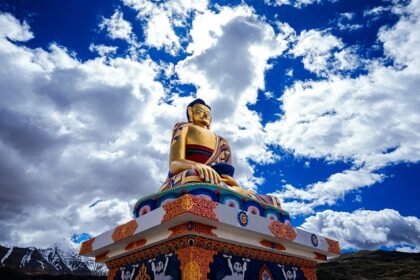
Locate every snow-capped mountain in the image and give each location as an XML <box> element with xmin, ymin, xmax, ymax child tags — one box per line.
<box><xmin>0</xmin><ymin>240</ymin><xmax>107</xmax><ymax>276</ymax></box>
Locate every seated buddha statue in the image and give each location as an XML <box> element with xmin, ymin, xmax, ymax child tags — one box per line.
<box><xmin>159</xmin><ymin>99</ymin><xmax>254</xmax><ymax>196</ymax></box>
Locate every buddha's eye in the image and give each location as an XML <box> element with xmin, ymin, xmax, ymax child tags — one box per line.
<box><xmin>194</xmin><ymin>108</ymin><xmax>211</xmax><ymax>117</ymax></box>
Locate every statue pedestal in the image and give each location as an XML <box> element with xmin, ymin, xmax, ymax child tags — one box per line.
<box><xmin>80</xmin><ymin>184</ymin><xmax>340</xmax><ymax>280</ymax></box>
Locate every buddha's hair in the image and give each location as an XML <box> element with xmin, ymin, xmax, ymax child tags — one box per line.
<box><xmin>186</xmin><ymin>98</ymin><xmax>211</xmax><ymax>121</ymax></box>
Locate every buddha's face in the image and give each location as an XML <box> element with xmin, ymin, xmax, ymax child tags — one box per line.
<box><xmin>188</xmin><ymin>103</ymin><xmax>212</xmax><ymax>128</ymax></box>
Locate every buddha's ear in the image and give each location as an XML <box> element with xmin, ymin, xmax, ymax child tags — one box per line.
<box><xmin>187</xmin><ymin>106</ymin><xmax>193</xmax><ymax>123</ymax></box>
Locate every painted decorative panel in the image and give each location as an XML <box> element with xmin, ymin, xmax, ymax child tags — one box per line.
<box><xmin>208</xmin><ymin>253</ymin><xmax>310</xmax><ymax>280</ymax></box>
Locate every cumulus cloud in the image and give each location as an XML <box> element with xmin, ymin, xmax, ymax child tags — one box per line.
<box><xmin>123</xmin><ymin>0</ymin><xmax>208</xmax><ymax>54</ymax></box>
<box><xmin>89</xmin><ymin>43</ymin><xmax>118</xmax><ymax>56</ymax></box>
<box><xmin>290</xmin><ymin>29</ymin><xmax>361</xmax><ymax>76</ymax></box>
<box><xmin>264</xmin><ymin>0</ymin><xmax>338</xmax><ymax>9</ymax></box>
<box><xmin>0</xmin><ymin>12</ymin><xmax>33</xmax><ymax>41</ymax></box>
<box><xmin>300</xmin><ymin>209</ymin><xmax>420</xmax><ymax>252</ymax></box>
<box><xmin>178</xmin><ymin>6</ymin><xmax>279</xmax><ymax>110</ymax></box>
<box><xmin>99</xmin><ymin>10</ymin><xmax>133</xmax><ymax>41</ymax></box>
<box><xmin>176</xmin><ymin>5</ymin><xmax>288</xmax><ymax>188</ymax></box>
<box><xmin>271</xmin><ymin>169</ymin><xmax>384</xmax><ymax>216</ymax></box>
<box><xmin>98</xmin><ymin>10</ymin><xmax>140</xmax><ymax>58</ymax></box>
<box><xmin>266</xmin><ymin>0</ymin><xmax>420</xmax><ymax>215</ymax></box>
<box><xmin>0</xmin><ymin>12</ymin><xmax>180</xmax><ymax>247</ymax></box>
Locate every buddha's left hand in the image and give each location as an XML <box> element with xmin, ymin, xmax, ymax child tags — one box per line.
<box><xmin>221</xmin><ymin>175</ymin><xmax>254</xmax><ymax>195</ymax></box>
<box><xmin>220</xmin><ymin>174</ymin><xmax>239</xmax><ymax>187</ymax></box>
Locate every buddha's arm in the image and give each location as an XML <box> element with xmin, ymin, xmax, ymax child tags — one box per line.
<box><xmin>169</xmin><ymin>125</ymin><xmax>221</xmax><ymax>184</ymax></box>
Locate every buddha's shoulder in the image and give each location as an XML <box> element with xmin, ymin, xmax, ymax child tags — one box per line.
<box><xmin>172</xmin><ymin>122</ymin><xmax>190</xmax><ymax>131</ymax></box>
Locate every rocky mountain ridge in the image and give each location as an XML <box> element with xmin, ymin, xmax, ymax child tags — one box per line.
<box><xmin>0</xmin><ymin>241</ymin><xmax>107</xmax><ymax>277</ymax></box>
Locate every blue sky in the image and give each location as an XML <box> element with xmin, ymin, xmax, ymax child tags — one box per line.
<box><xmin>0</xmin><ymin>0</ymin><xmax>419</xmax><ymax>253</ymax></box>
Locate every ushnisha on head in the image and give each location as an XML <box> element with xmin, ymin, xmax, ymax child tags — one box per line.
<box><xmin>186</xmin><ymin>98</ymin><xmax>212</xmax><ymax>129</ymax></box>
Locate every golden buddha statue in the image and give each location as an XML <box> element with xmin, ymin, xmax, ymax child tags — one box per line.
<box><xmin>160</xmin><ymin>99</ymin><xmax>253</xmax><ymax>195</ymax></box>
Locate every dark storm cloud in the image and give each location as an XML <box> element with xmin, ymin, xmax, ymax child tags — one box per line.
<box><xmin>194</xmin><ymin>17</ymin><xmax>261</xmax><ymax>93</ymax></box>
<box><xmin>0</xmin><ymin>150</ymin><xmax>28</xmax><ymax>219</ymax></box>
<box><xmin>0</xmin><ymin>108</ymin><xmax>67</xmax><ymax>156</ymax></box>
<box><xmin>39</xmin><ymin>68</ymin><xmax>140</xmax><ymax>130</ymax></box>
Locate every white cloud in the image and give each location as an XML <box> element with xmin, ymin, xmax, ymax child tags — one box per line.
<box><xmin>75</xmin><ymin>199</ymin><xmax>133</xmax><ymax>236</ymax></box>
<box><xmin>364</xmin><ymin>6</ymin><xmax>391</xmax><ymax>17</ymax></box>
<box><xmin>144</xmin><ymin>10</ymin><xmax>181</xmax><ymax>53</ymax></box>
<box><xmin>271</xmin><ymin>168</ymin><xmax>383</xmax><ymax>215</ymax></box>
<box><xmin>89</xmin><ymin>44</ymin><xmax>118</xmax><ymax>56</ymax></box>
<box><xmin>290</xmin><ymin>29</ymin><xmax>361</xmax><ymax>76</ymax></box>
<box><xmin>396</xmin><ymin>246</ymin><xmax>420</xmax><ymax>253</ymax></box>
<box><xmin>0</xmin><ymin>12</ymin><xmax>183</xmax><ymax>247</ymax></box>
<box><xmin>0</xmin><ymin>13</ymin><xmax>33</xmax><ymax>42</ymax></box>
<box><xmin>99</xmin><ymin>10</ymin><xmax>133</xmax><ymax>41</ymax></box>
<box><xmin>292</xmin><ymin>29</ymin><xmax>342</xmax><ymax>56</ymax></box>
<box><xmin>123</xmin><ymin>0</ymin><xmax>208</xmax><ymax>54</ymax></box>
<box><xmin>337</xmin><ymin>23</ymin><xmax>363</xmax><ymax>31</ymax></box>
<box><xmin>177</xmin><ymin>6</ymin><xmax>287</xmax><ymax>115</ymax></box>
<box><xmin>300</xmin><ymin>209</ymin><xmax>420</xmax><ymax>251</ymax></box>
<box><xmin>185</xmin><ymin>5</ymin><xmax>251</xmax><ymax>56</ymax></box>
<box><xmin>264</xmin><ymin>0</ymin><xmax>338</xmax><ymax>9</ymax></box>
<box><xmin>285</xmin><ymin>68</ymin><xmax>294</xmax><ymax>77</ymax></box>
<box><xmin>340</xmin><ymin>12</ymin><xmax>354</xmax><ymax>21</ymax></box>
<box><xmin>335</xmin><ymin>12</ymin><xmax>363</xmax><ymax>31</ymax></box>
<box><xmin>363</xmin><ymin>2</ymin><xmax>407</xmax><ymax>22</ymax></box>
<box><xmin>265</xmin><ymin>0</ymin><xmax>420</xmax><ymax>215</ymax></box>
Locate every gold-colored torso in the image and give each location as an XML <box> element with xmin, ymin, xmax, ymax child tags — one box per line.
<box><xmin>185</xmin><ymin>124</ymin><xmax>217</xmax><ymax>149</ymax></box>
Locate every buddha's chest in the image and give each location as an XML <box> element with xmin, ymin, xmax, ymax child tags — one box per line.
<box><xmin>186</xmin><ymin>125</ymin><xmax>217</xmax><ymax>148</ymax></box>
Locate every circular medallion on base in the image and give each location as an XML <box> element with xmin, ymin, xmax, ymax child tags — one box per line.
<box><xmin>237</xmin><ymin>211</ymin><xmax>248</xmax><ymax>227</ymax></box>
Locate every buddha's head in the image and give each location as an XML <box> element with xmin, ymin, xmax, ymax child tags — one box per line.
<box><xmin>186</xmin><ymin>98</ymin><xmax>212</xmax><ymax>129</ymax></box>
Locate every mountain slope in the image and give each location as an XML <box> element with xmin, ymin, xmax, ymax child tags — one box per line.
<box><xmin>316</xmin><ymin>250</ymin><xmax>420</xmax><ymax>280</ymax></box>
